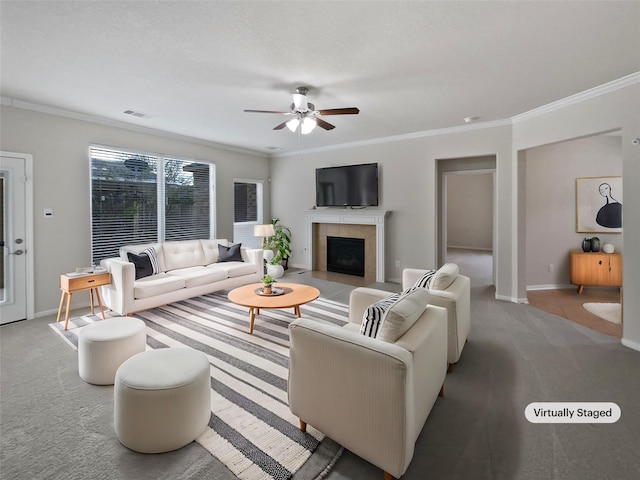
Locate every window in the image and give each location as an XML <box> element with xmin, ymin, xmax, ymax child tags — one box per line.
<box><xmin>90</xmin><ymin>146</ymin><xmax>215</xmax><ymax>262</ymax></box>
<box><xmin>233</xmin><ymin>179</ymin><xmax>264</xmax><ymax>248</ymax></box>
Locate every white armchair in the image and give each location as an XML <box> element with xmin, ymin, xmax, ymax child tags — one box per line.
<box><xmin>288</xmin><ymin>287</ymin><xmax>448</xmax><ymax>480</ymax></box>
<box><xmin>403</xmin><ymin>265</ymin><xmax>471</xmax><ymax>372</ymax></box>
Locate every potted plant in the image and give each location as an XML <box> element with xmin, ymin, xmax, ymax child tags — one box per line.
<box><xmin>267</xmin><ymin>217</ymin><xmax>292</xmax><ymax>270</ymax></box>
<box><xmin>261</xmin><ymin>275</ymin><xmax>276</xmax><ymax>294</ymax></box>
<box><xmin>266</xmin><ymin>251</ymin><xmax>285</xmax><ymax>279</ymax></box>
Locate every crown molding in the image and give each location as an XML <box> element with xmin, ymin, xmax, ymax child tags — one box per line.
<box><xmin>271</xmin><ymin>118</ymin><xmax>513</xmax><ymax>158</ymax></box>
<box><xmin>511</xmin><ymin>71</ymin><xmax>640</xmax><ymax>123</ymax></box>
<box><xmin>0</xmin><ymin>97</ymin><xmax>267</xmax><ymax>158</ymax></box>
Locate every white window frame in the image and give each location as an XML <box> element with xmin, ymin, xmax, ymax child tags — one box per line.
<box><xmin>89</xmin><ymin>144</ymin><xmax>216</xmax><ymax>262</ymax></box>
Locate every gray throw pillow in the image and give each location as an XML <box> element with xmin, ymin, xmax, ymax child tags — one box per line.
<box><xmin>218</xmin><ymin>243</ymin><xmax>243</xmax><ymax>262</ymax></box>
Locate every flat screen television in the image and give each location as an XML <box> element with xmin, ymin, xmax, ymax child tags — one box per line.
<box><xmin>315</xmin><ymin>163</ymin><xmax>378</xmax><ymax>207</ymax></box>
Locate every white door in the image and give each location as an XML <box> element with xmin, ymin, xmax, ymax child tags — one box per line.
<box><xmin>0</xmin><ymin>154</ymin><xmax>29</xmax><ymax>324</ymax></box>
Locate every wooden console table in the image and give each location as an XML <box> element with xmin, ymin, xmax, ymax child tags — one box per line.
<box><xmin>570</xmin><ymin>250</ymin><xmax>622</xmax><ymax>294</ymax></box>
<box><xmin>56</xmin><ymin>272</ymin><xmax>111</xmax><ymax>330</ymax></box>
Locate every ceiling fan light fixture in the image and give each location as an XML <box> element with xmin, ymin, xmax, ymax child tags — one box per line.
<box><xmin>301</xmin><ymin>117</ymin><xmax>317</xmax><ymax>134</ymax></box>
<box><xmin>286</xmin><ymin>118</ymin><xmax>300</xmax><ymax>132</ymax></box>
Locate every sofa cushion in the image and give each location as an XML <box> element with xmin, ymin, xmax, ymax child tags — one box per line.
<box><xmin>127</xmin><ymin>251</ymin><xmax>153</xmax><ymax>280</ymax></box>
<box><xmin>218</xmin><ymin>243</ymin><xmax>243</xmax><ymax>262</ymax></box>
<box><xmin>200</xmin><ymin>239</ymin><xmax>227</xmax><ymax>265</ymax></box>
<box><xmin>133</xmin><ymin>273</ymin><xmax>186</xmax><ymax>299</ymax></box>
<box><xmin>360</xmin><ymin>292</ymin><xmax>401</xmax><ymax>338</ymax></box>
<box><xmin>377</xmin><ymin>287</ymin><xmax>430</xmax><ymax>343</ymax></box>
<box><xmin>162</xmin><ymin>240</ymin><xmax>206</xmax><ymax>271</ymax></box>
<box><xmin>208</xmin><ymin>261</ymin><xmax>257</xmax><ymax>278</ymax></box>
<box><xmin>431</xmin><ymin>263</ymin><xmax>459</xmax><ymax>290</ymax></box>
<box><xmin>413</xmin><ymin>269</ymin><xmax>436</xmax><ymax>289</ymax></box>
<box><xmin>166</xmin><ymin>266</ymin><xmax>229</xmax><ymax>288</ymax></box>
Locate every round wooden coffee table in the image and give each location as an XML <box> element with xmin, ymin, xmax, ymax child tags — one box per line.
<box><xmin>227</xmin><ymin>283</ymin><xmax>320</xmax><ymax>334</ymax></box>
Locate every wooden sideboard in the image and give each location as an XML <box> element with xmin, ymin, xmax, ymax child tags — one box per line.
<box><xmin>570</xmin><ymin>250</ymin><xmax>622</xmax><ymax>294</ymax></box>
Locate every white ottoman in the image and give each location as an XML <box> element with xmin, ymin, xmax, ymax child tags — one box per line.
<box><xmin>114</xmin><ymin>348</ymin><xmax>211</xmax><ymax>454</ymax></box>
<box><xmin>78</xmin><ymin>317</ymin><xmax>146</xmax><ymax>385</ymax></box>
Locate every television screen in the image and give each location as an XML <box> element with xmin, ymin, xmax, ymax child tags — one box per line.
<box><xmin>315</xmin><ymin>163</ymin><xmax>378</xmax><ymax>207</ymax></box>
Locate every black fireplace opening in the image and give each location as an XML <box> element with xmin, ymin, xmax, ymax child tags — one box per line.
<box><xmin>327</xmin><ymin>236</ymin><xmax>365</xmax><ymax>277</ymax></box>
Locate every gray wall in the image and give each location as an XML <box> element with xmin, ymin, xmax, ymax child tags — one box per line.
<box><xmin>1</xmin><ymin>81</ymin><xmax>639</xmax><ymax>350</ymax></box>
<box><xmin>0</xmin><ymin>105</ymin><xmax>270</xmax><ymax>315</ymax></box>
<box><xmin>512</xmin><ymin>83</ymin><xmax>639</xmax><ymax>350</ymax></box>
<box><xmin>525</xmin><ymin>134</ymin><xmax>622</xmax><ymax>289</ymax></box>
<box><xmin>271</xmin><ymin>82</ymin><xmax>639</xmax><ymax>349</ymax></box>
<box><xmin>446</xmin><ymin>172</ymin><xmax>493</xmax><ymax>250</ymax></box>
<box><xmin>270</xmin><ymin>126</ymin><xmax>513</xmax><ymax>287</ymax></box>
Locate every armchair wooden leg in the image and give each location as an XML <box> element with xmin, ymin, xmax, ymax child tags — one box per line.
<box><xmin>448</xmin><ymin>362</ymin><xmax>455</xmax><ymax>373</ymax></box>
<box><xmin>383</xmin><ymin>471</ymin><xmax>395</xmax><ymax>480</ymax></box>
<box><xmin>299</xmin><ymin>419</ymin><xmax>307</xmax><ymax>432</ymax></box>
<box><xmin>439</xmin><ymin>384</ymin><xmax>444</xmax><ymax>397</ymax></box>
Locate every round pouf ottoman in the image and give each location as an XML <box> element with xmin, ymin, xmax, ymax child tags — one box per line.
<box><xmin>78</xmin><ymin>317</ymin><xmax>146</xmax><ymax>385</ymax></box>
<box><xmin>114</xmin><ymin>348</ymin><xmax>211</xmax><ymax>454</ymax></box>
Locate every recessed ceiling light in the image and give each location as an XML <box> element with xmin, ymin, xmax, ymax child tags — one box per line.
<box><xmin>464</xmin><ymin>116</ymin><xmax>480</xmax><ymax>123</ymax></box>
<box><xmin>265</xmin><ymin>146</ymin><xmax>283</xmax><ymax>151</ymax></box>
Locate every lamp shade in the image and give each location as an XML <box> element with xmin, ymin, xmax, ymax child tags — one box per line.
<box><xmin>301</xmin><ymin>117</ymin><xmax>317</xmax><ymax>134</ymax></box>
<box><xmin>254</xmin><ymin>224</ymin><xmax>275</xmax><ymax>237</ymax></box>
<box><xmin>286</xmin><ymin>118</ymin><xmax>300</xmax><ymax>132</ymax></box>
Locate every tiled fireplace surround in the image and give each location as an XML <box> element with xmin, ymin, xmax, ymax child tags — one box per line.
<box><xmin>304</xmin><ymin>209</ymin><xmax>389</xmax><ymax>283</ymax></box>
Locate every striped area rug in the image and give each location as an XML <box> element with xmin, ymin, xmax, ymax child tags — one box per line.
<box><xmin>48</xmin><ymin>292</ymin><xmax>349</xmax><ymax>480</ymax></box>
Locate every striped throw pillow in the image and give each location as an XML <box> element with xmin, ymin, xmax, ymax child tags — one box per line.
<box><xmin>413</xmin><ymin>269</ymin><xmax>436</xmax><ymax>289</ymax></box>
<box><xmin>360</xmin><ymin>293</ymin><xmax>401</xmax><ymax>338</ymax></box>
<box><xmin>141</xmin><ymin>247</ymin><xmax>161</xmax><ymax>274</ymax></box>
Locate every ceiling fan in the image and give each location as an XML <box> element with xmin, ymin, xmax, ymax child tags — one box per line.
<box><xmin>244</xmin><ymin>87</ymin><xmax>359</xmax><ymax>134</ymax></box>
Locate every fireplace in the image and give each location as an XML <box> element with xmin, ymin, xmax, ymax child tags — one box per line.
<box><xmin>305</xmin><ymin>209</ymin><xmax>389</xmax><ymax>283</ymax></box>
<box><xmin>327</xmin><ymin>236</ymin><xmax>365</xmax><ymax>277</ymax></box>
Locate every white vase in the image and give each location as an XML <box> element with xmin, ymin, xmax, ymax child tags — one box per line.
<box><xmin>262</xmin><ymin>249</ymin><xmax>275</xmax><ymax>263</ymax></box>
<box><xmin>602</xmin><ymin>243</ymin><xmax>615</xmax><ymax>254</ymax></box>
<box><xmin>266</xmin><ymin>263</ymin><xmax>284</xmax><ymax>279</ymax></box>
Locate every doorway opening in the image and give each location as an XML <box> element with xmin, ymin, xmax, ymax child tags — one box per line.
<box><xmin>437</xmin><ymin>156</ymin><xmax>496</xmax><ymax>288</ymax></box>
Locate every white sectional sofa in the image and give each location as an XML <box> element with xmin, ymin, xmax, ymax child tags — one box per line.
<box><xmin>100</xmin><ymin>239</ymin><xmax>263</xmax><ymax>316</ymax></box>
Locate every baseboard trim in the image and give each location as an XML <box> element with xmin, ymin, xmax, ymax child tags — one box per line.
<box><xmin>527</xmin><ymin>284</ymin><xmax>575</xmax><ymax>291</ymax></box>
<box><xmin>621</xmin><ymin>338</ymin><xmax>640</xmax><ymax>352</ymax></box>
<box><xmin>447</xmin><ymin>245</ymin><xmax>493</xmax><ymax>252</ymax></box>
<box><xmin>495</xmin><ymin>294</ymin><xmax>528</xmax><ymax>304</ymax></box>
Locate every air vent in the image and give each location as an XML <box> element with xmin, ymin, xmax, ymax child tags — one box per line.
<box><xmin>123</xmin><ymin>109</ymin><xmax>153</xmax><ymax>119</ymax></box>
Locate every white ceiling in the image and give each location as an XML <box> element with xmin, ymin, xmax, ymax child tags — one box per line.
<box><xmin>2</xmin><ymin>1</ymin><xmax>639</xmax><ymax>155</ymax></box>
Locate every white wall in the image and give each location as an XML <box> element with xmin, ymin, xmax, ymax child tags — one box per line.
<box><xmin>0</xmin><ymin>105</ymin><xmax>270</xmax><ymax>316</ymax></box>
<box><xmin>525</xmin><ymin>135</ymin><xmax>622</xmax><ymax>288</ymax></box>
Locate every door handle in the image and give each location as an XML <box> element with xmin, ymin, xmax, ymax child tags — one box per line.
<box><xmin>9</xmin><ymin>249</ymin><xmax>24</xmax><ymax>255</ymax></box>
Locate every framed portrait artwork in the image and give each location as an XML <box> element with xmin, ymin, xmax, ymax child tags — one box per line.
<box><xmin>576</xmin><ymin>176</ymin><xmax>622</xmax><ymax>233</ymax></box>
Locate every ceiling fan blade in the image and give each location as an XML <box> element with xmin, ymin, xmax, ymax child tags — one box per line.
<box><xmin>317</xmin><ymin>107</ymin><xmax>360</xmax><ymax>116</ymax></box>
<box><xmin>273</xmin><ymin>121</ymin><xmax>288</xmax><ymax>130</ymax></box>
<box><xmin>315</xmin><ymin>117</ymin><xmax>335</xmax><ymax>130</ymax></box>
<box><xmin>244</xmin><ymin>109</ymin><xmax>290</xmax><ymax>115</ymax></box>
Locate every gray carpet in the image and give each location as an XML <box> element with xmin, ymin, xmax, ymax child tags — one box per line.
<box><xmin>2</xmin><ymin>268</ymin><xmax>640</xmax><ymax>480</ymax></box>
<box><xmin>47</xmin><ymin>293</ymin><xmax>348</xmax><ymax>480</ymax></box>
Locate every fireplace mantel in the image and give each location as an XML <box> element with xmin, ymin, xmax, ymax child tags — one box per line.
<box><xmin>305</xmin><ymin>209</ymin><xmax>390</xmax><ymax>282</ymax></box>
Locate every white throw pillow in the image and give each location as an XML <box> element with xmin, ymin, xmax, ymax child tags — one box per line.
<box><xmin>430</xmin><ymin>263</ymin><xmax>459</xmax><ymax>290</ymax></box>
<box><xmin>377</xmin><ymin>287</ymin><xmax>430</xmax><ymax>343</ymax></box>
